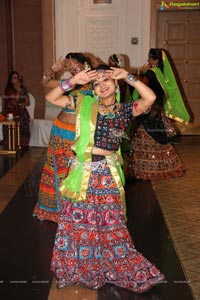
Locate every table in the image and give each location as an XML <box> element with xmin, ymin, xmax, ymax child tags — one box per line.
<box><xmin>0</xmin><ymin>119</ymin><xmax>21</xmax><ymax>154</ymax></box>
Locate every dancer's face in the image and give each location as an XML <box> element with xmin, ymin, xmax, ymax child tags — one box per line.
<box><xmin>92</xmin><ymin>71</ymin><xmax>115</xmax><ymax>100</ymax></box>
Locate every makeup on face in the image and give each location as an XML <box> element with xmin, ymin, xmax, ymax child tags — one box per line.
<box><xmin>92</xmin><ymin>71</ymin><xmax>111</xmax><ymax>88</ymax></box>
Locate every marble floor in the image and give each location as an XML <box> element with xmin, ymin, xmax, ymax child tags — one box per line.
<box><xmin>0</xmin><ymin>136</ymin><xmax>199</xmax><ymax>300</ymax></box>
<box><xmin>152</xmin><ymin>135</ymin><xmax>200</xmax><ymax>300</ymax></box>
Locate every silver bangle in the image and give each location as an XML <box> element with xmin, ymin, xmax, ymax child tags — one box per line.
<box><xmin>126</xmin><ymin>73</ymin><xmax>137</xmax><ymax>83</ymax></box>
<box><xmin>60</xmin><ymin>78</ymin><xmax>75</xmax><ymax>92</ymax></box>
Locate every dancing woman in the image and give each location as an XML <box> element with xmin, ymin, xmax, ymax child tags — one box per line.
<box><xmin>126</xmin><ymin>48</ymin><xmax>190</xmax><ymax>180</ymax></box>
<box><xmin>45</xmin><ymin>65</ymin><xmax>165</xmax><ymax>292</ymax></box>
<box><xmin>33</xmin><ymin>53</ymin><xmax>94</xmax><ymax>222</ymax></box>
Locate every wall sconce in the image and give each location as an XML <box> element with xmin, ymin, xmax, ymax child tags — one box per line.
<box><xmin>93</xmin><ymin>0</ymin><xmax>112</xmax><ymax>4</ymax></box>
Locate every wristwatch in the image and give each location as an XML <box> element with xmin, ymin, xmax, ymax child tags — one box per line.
<box><xmin>126</xmin><ymin>73</ymin><xmax>137</xmax><ymax>83</ymax></box>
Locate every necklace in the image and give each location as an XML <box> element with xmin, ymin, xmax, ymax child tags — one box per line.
<box><xmin>99</xmin><ymin>101</ymin><xmax>119</xmax><ymax>119</ymax></box>
<box><xmin>99</xmin><ymin>100</ymin><xmax>116</xmax><ymax>107</ymax></box>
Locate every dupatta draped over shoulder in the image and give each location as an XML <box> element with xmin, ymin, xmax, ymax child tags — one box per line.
<box><xmin>60</xmin><ymin>94</ymin><xmax>125</xmax><ymax>202</ymax></box>
<box><xmin>133</xmin><ymin>50</ymin><xmax>190</xmax><ymax>124</ymax></box>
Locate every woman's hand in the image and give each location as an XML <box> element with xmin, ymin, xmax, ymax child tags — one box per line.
<box><xmin>51</xmin><ymin>56</ymin><xmax>66</xmax><ymax>73</ymax></box>
<box><xmin>138</xmin><ymin>63</ymin><xmax>151</xmax><ymax>75</ymax></box>
<box><xmin>106</xmin><ymin>67</ymin><xmax>128</xmax><ymax>80</ymax></box>
<box><xmin>70</xmin><ymin>69</ymin><xmax>98</xmax><ymax>86</ymax></box>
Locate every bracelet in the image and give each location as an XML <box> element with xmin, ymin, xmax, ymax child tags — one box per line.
<box><xmin>60</xmin><ymin>78</ymin><xmax>75</xmax><ymax>92</ymax></box>
<box><xmin>143</xmin><ymin>106</ymin><xmax>151</xmax><ymax>114</ymax></box>
<box><xmin>125</xmin><ymin>73</ymin><xmax>137</xmax><ymax>83</ymax></box>
<box><xmin>43</xmin><ymin>68</ymin><xmax>54</xmax><ymax>80</ymax></box>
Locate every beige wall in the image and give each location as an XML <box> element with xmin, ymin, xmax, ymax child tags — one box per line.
<box><xmin>54</xmin><ymin>0</ymin><xmax>151</xmax><ymax>70</ymax></box>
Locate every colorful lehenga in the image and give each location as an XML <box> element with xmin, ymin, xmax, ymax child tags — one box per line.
<box><xmin>51</xmin><ymin>96</ymin><xmax>165</xmax><ymax>292</ymax></box>
<box><xmin>33</xmin><ymin>116</ymin><xmax>75</xmax><ymax>223</ymax></box>
<box><xmin>33</xmin><ymin>87</ymin><xmax>92</xmax><ymax>223</ymax></box>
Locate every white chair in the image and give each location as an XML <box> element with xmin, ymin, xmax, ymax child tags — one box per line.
<box><xmin>29</xmin><ymin>96</ymin><xmax>54</xmax><ymax>147</ymax></box>
<box><xmin>45</xmin><ymin>101</ymin><xmax>61</xmax><ymax>120</ymax></box>
<box><xmin>26</xmin><ymin>93</ymin><xmax>35</xmax><ymax>120</ymax></box>
<box><xmin>29</xmin><ymin>119</ymin><xmax>53</xmax><ymax>147</ymax></box>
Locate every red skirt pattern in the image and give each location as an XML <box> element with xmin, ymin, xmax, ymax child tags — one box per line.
<box><xmin>51</xmin><ymin>162</ymin><xmax>165</xmax><ymax>292</ymax></box>
<box><xmin>126</xmin><ymin>125</ymin><xmax>185</xmax><ymax>180</ymax></box>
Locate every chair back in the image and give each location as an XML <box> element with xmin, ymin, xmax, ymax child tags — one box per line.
<box><xmin>26</xmin><ymin>93</ymin><xmax>35</xmax><ymax>119</ymax></box>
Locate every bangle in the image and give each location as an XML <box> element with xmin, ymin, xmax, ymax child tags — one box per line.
<box><xmin>60</xmin><ymin>78</ymin><xmax>75</xmax><ymax>92</ymax></box>
<box><xmin>126</xmin><ymin>73</ymin><xmax>137</xmax><ymax>83</ymax></box>
<box><xmin>43</xmin><ymin>74</ymin><xmax>52</xmax><ymax>80</ymax></box>
<box><xmin>43</xmin><ymin>68</ymin><xmax>54</xmax><ymax>80</ymax></box>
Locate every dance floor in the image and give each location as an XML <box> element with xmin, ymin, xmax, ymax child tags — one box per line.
<box><xmin>0</xmin><ymin>136</ymin><xmax>199</xmax><ymax>300</ymax></box>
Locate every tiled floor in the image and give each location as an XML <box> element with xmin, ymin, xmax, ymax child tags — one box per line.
<box><xmin>153</xmin><ymin>136</ymin><xmax>200</xmax><ymax>300</ymax></box>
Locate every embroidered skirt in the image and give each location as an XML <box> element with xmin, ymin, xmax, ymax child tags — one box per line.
<box><xmin>126</xmin><ymin>125</ymin><xmax>185</xmax><ymax>180</ymax></box>
<box><xmin>51</xmin><ymin>158</ymin><xmax>165</xmax><ymax>292</ymax></box>
<box><xmin>33</xmin><ymin>118</ymin><xmax>75</xmax><ymax>222</ymax></box>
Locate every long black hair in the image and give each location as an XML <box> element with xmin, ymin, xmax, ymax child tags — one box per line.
<box><xmin>92</xmin><ymin>64</ymin><xmax>111</xmax><ymax>71</ymax></box>
<box><xmin>5</xmin><ymin>71</ymin><xmax>23</xmax><ymax>90</ymax></box>
<box><xmin>65</xmin><ymin>52</ymin><xmax>92</xmax><ymax>67</ymax></box>
<box><xmin>148</xmin><ymin>48</ymin><xmax>164</xmax><ymax>72</ymax></box>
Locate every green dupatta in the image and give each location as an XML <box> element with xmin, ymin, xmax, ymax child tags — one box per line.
<box><xmin>133</xmin><ymin>50</ymin><xmax>190</xmax><ymax>123</ymax></box>
<box><xmin>59</xmin><ymin>94</ymin><xmax>125</xmax><ymax>203</ymax></box>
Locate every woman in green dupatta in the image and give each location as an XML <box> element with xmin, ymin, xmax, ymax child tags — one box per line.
<box><xmin>126</xmin><ymin>48</ymin><xmax>190</xmax><ymax>180</ymax></box>
<box><xmin>45</xmin><ymin>64</ymin><xmax>165</xmax><ymax>293</ymax></box>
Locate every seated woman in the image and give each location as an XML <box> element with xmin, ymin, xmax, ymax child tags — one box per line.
<box><xmin>1</xmin><ymin>71</ymin><xmax>30</xmax><ymax>147</ymax></box>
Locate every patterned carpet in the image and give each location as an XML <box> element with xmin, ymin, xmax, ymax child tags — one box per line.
<box><xmin>152</xmin><ymin>136</ymin><xmax>200</xmax><ymax>300</ymax></box>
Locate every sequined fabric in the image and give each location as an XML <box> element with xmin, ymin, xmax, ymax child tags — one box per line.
<box><xmin>126</xmin><ymin>125</ymin><xmax>185</xmax><ymax>180</ymax></box>
<box><xmin>94</xmin><ymin>102</ymin><xmax>133</xmax><ymax>151</ymax></box>
<box><xmin>51</xmin><ymin>162</ymin><xmax>165</xmax><ymax>292</ymax></box>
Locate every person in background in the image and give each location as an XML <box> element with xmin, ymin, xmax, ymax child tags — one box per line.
<box><xmin>46</xmin><ymin>64</ymin><xmax>165</xmax><ymax>292</ymax></box>
<box><xmin>108</xmin><ymin>53</ymin><xmax>133</xmax><ymax>102</ymax></box>
<box><xmin>33</xmin><ymin>52</ymin><xmax>99</xmax><ymax>223</ymax></box>
<box><xmin>126</xmin><ymin>48</ymin><xmax>190</xmax><ymax>180</ymax></box>
<box><xmin>108</xmin><ymin>53</ymin><xmax>134</xmax><ymax>155</ymax></box>
<box><xmin>1</xmin><ymin>71</ymin><xmax>30</xmax><ymax>147</ymax></box>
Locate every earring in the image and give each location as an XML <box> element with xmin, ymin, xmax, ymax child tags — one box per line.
<box><xmin>95</xmin><ymin>94</ymin><xmax>99</xmax><ymax>101</ymax></box>
<box><xmin>115</xmin><ymin>86</ymin><xmax>120</xmax><ymax>94</ymax></box>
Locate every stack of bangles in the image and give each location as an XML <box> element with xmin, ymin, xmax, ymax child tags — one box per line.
<box><xmin>60</xmin><ymin>78</ymin><xmax>75</xmax><ymax>92</ymax></box>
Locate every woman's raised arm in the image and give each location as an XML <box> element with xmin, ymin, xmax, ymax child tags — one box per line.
<box><xmin>45</xmin><ymin>69</ymin><xmax>97</xmax><ymax>108</ymax></box>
